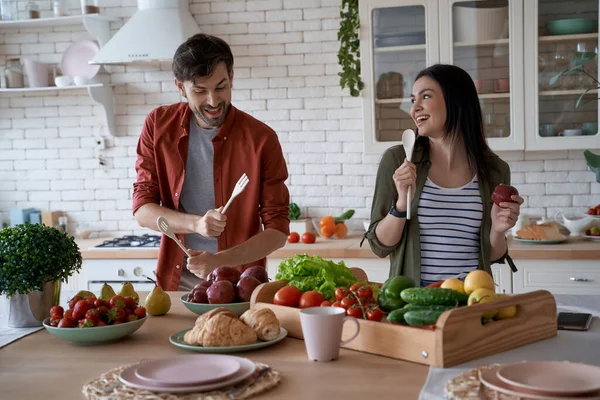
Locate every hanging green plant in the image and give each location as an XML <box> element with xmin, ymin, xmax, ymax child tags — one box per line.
<box><xmin>338</xmin><ymin>0</ymin><xmax>363</xmax><ymax>97</ymax></box>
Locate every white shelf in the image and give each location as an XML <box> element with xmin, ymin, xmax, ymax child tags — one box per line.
<box><xmin>0</xmin><ymin>14</ymin><xmax>117</xmax><ymax>28</ymax></box>
<box><xmin>539</xmin><ymin>32</ymin><xmax>598</xmax><ymax>43</ymax></box>
<box><xmin>0</xmin><ymin>84</ymin><xmax>115</xmax><ymax>137</ymax></box>
<box><xmin>0</xmin><ymin>83</ymin><xmax>104</xmax><ymax>92</ymax></box>
<box><xmin>540</xmin><ymin>89</ymin><xmax>598</xmax><ymax>96</ymax></box>
<box><xmin>454</xmin><ymin>38</ymin><xmax>509</xmax><ymax>48</ymax></box>
<box><xmin>478</xmin><ymin>93</ymin><xmax>510</xmax><ymax>99</ymax></box>
<box><xmin>375</xmin><ymin>98</ymin><xmax>411</xmax><ymax>104</ymax></box>
<box><xmin>374</xmin><ymin>44</ymin><xmax>426</xmax><ymax>53</ymax></box>
<box><xmin>0</xmin><ymin>14</ymin><xmax>117</xmax><ymax>47</ymax></box>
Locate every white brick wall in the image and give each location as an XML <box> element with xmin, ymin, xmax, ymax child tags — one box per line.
<box><xmin>1</xmin><ymin>0</ymin><xmax>600</xmax><ymax>236</ymax></box>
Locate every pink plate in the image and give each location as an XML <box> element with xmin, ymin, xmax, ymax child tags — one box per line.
<box><xmin>119</xmin><ymin>356</ymin><xmax>256</xmax><ymax>393</ymax></box>
<box><xmin>134</xmin><ymin>355</ymin><xmax>241</xmax><ymax>386</ymax></box>
<box><xmin>497</xmin><ymin>362</ymin><xmax>600</xmax><ymax>396</ymax></box>
<box><xmin>479</xmin><ymin>364</ymin><xmax>600</xmax><ymax>400</ymax></box>
<box><xmin>60</xmin><ymin>40</ymin><xmax>101</xmax><ymax>79</ymax></box>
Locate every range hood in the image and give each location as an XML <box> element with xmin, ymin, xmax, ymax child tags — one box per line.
<box><xmin>89</xmin><ymin>0</ymin><xmax>200</xmax><ymax>64</ymax></box>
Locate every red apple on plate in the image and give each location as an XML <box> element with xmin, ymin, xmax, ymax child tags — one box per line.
<box><xmin>492</xmin><ymin>184</ymin><xmax>519</xmax><ymax>207</ymax></box>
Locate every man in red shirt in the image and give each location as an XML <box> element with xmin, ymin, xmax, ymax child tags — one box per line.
<box><xmin>133</xmin><ymin>34</ymin><xmax>290</xmax><ymax>291</ymax></box>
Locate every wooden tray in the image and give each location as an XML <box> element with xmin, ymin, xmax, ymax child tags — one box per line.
<box><xmin>250</xmin><ymin>269</ymin><xmax>557</xmax><ymax>368</ymax></box>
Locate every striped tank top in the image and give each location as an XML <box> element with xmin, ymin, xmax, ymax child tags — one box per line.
<box><xmin>418</xmin><ymin>175</ymin><xmax>483</xmax><ymax>287</ymax></box>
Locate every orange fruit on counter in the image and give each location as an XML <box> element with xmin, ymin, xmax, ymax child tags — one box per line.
<box><xmin>320</xmin><ymin>225</ymin><xmax>335</xmax><ymax>238</ymax></box>
<box><xmin>334</xmin><ymin>222</ymin><xmax>348</xmax><ymax>238</ymax></box>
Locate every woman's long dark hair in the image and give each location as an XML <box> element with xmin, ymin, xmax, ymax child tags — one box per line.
<box><xmin>414</xmin><ymin>64</ymin><xmax>495</xmax><ymax>184</ymax></box>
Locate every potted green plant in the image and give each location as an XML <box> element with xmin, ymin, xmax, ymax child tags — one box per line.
<box><xmin>0</xmin><ymin>223</ymin><xmax>82</xmax><ymax>327</ymax></box>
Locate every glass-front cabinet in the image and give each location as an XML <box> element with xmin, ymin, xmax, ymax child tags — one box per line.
<box><xmin>525</xmin><ymin>0</ymin><xmax>600</xmax><ymax>150</ymax></box>
<box><xmin>360</xmin><ymin>0</ymin><xmax>600</xmax><ymax>153</ymax></box>
<box><xmin>439</xmin><ymin>0</ymin><xmax>525</xmax><ymax>151</ymax></box>
<box><xmin>360</xmin><ymin>0</ymin><xmax>440</xmax><ymax>154</ymax></box>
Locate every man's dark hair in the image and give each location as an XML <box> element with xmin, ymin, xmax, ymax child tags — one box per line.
<box><xmin>172</xmin><ymin>33</ymin><xmax>234</xmax><ymax>82</ymax></box>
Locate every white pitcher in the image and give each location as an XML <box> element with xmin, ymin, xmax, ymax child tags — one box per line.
<box><xmin>555</xmin><ymin>212</ymin><xmax>593</xmax><ymax>237</ymax></box>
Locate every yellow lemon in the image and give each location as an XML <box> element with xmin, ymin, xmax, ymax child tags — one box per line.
<box><xmin>467</xmin><ymin>288</ymin><xmax>497</xmax><ymax>320</ymax></box>
<box><xmin>494</xmin><ymin>293</ymin><xmax>517</xmax><ymax>320</ymax></box>
<box><xmin>463</xmin><ymin>270</ymin><xmax>495</xmax><ymax>295</ymax></box>
<box><xmin>440</xmin><ymin>278</ymin><xmax>466</xmax><ymax>294</ymax></box>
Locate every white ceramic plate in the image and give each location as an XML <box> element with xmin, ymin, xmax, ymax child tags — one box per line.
<box><xmin>497</xmin><ymin>361</ymin><xmax>600</xmax><ymax>395</ymax></box>
<box><xmin>119</xmin><ymin>356</ymin><xmax>256</xmax><ymax>393</ymax></box>
<box><xmin>169</xmin><ymin>327</ymin><xmax>288</xmax><ymax>354</ymax></box>
<box><xmin>134</xmin><ymin>354</ymin><xmax>241</xmax><ymax>386</ymax></box>
<box><xmin>583</xmin><ymin>234</ymin><xmax>600</xmax><ymax>241</ymax></box>
<box><xmin>513</xmin><ymin>237</ymin><xmax>567</xmax><ymax>244</ymax></box>
<box><xmin>60</xmin><ymin>40</ymin><xmax>101</xmax><ymax>79</ymax></box>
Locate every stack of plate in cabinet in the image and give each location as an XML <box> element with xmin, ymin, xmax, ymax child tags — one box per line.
<box><xmin>478</xmin><ymin>361</ymin><xmax>600</xmax><ymax>399</ymax></box>
<box><xmin>118</xmin><ymin>354</ymin><xmax>256</xmax><ymax>393</ymax></box>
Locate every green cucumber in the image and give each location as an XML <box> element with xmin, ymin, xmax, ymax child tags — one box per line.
<box><xmin>402</xmin><ymin>304</ymin><xmax>457</xmax><ymax>312</ymax></box>
<box><xmin>334</xmin><ymin>209</ymin><xmax>355</xmax><ymax>222</ymax></box>
<box><xmin>404</xmin><ymin>309</ymin><xmax>448</xmax><ymax>326</ymax></box>
<box><xmin>387</xmin><ymin>308</ymin><xmax>409</xmax><ymax>324</ymax></box>
<box><xmin>400</xmin><ymin>288</ymin><xmax>469</xmax><ymax>306</ymax></box>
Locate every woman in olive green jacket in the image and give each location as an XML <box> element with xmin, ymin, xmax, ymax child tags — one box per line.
<box><xmin>365</xmin><ymin>65</ymin><xmax>523</xmax><ymax>286</ymax></box>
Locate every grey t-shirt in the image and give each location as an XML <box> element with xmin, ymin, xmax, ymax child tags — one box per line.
<box><xmin>178</xmin><ymin>118</ymin><xmax>218</xmax><ymax>291</ymax></box>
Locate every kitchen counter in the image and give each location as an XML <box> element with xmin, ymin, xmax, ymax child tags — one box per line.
<box><xmin>78</xmin><ymin>234</ymin><xmax>600</xmax><ymax>260</ymax></box>
<box><xmin>0</xmin><ymin>292</ymin><xmax>428</xmax><ymax>399</ymax></box>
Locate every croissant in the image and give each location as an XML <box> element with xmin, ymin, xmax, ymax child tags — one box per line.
<box><xmin>183</xmin><ymin>325</ymin><xmax>203</xmax><ymax>346</ymax></box>
<box><xmin>194</xmin><ymin>307</ymin><xmax>237</xmax><ymax>330</ymax></box>
<box><xmin>199</xmin><ymin>314</ymin><xmax>257</xmax><ymax>347</ymax></box>
<box><xmin>240</xmin><ymin>308</ymin><xmax>280</xmax><ymax>341</ymax></box>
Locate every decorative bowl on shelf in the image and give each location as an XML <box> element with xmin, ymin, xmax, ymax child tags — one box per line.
<box><xmin>180</xmin><ymin>295</ymin><xmax>250</xmax><ymax>317</ymax></box>
<box><xmin>42</xmin><ymin>316</ymin><xmax>147</xmax><ymax>344</ymax></box>
<box><xmin>546</xmin><ymin>19</ymin><xmax>598</xmax><ymax>35</ymax></box>
<box><xmin>453</xmin><ymin>4</ymin><xmax>508</xmax><ymax>42</ymax></box>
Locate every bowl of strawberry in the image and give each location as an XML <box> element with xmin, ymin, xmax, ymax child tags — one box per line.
<box><xmin>42</xmin><ymin>294</ymin><xmax>147</xmax><ymax>344</ymax></box>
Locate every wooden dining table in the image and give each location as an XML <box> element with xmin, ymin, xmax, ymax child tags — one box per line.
<box><xmin>0</xmin><ymin>292</ymin><xmax>429</xmax><ymax>399</ymax></box>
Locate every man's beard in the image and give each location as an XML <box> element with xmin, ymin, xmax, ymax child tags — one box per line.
<box><xmin>192</xmin><ymin>102</ymin><xmax>230</xmax><ymax>129</ymax></box>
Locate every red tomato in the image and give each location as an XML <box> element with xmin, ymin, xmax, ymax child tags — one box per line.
<box><xmin>301</xmin><ymin>232</ymin><xmax>316</xmax><ymax>244</ymax></box>
<box><xmin>346</xmin><ymin>304</ymin><xmax>363</xmax><ymax>319</ymax></box>
<box><xmin>273</xmin><ymin>286</ymin><xmax>303</xmax><ymax>307</ymax></box>
<box><xmin>350</xmin><ymin>283</ymin><xmax>364</xmax><ymax>292</ymax></box>
<box><xmin>341</xmin><ymin>294</ymin><xmax>357</xmax><ymax>308</ymax></box>
<box><xmin>366</xmin><ymin>306</ymin><xmax>383</xmax><ymax>322</ymax></box>
<box><xmin>287</xmin><ymin>232</ymin><xmax>300</xmax><ymax>243</ymax></box>
<box><xmin>335</xmin><ymin>287</ymin><xmax>350</xmax><ymax>301</ymax></box>
<box><xmin>320</xmin><ymin>300</ymin><xmax>332</xmax><ymax>307</ymax></box>
<box><xmin>356</xmin><ymin>285</ymin><xmax>373</xmax><ymax>299</ymax></box>
<box><xmin>425</xmin><ymin>281</ymin><xmax>443</xmax><ymax>288</ymax></box>
<box><xmin>331</xmin><ymin>301</ymin><xmax>345</xmax><ymax>309</ymax></box>
<box><xmin>299</xmin><ymin>291</ymin><xmax>325</xmax><ymax>309</ymax></box>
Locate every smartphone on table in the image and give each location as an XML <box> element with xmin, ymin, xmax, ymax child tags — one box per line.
<box><xmin>557</xmin><ymin>312</ymin><xmax>594</xmax><ymax>331</ymax></box>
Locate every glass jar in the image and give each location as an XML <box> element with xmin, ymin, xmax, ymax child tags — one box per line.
<box><xmin>0</xmin><ymin>0</ymin><xmax>18</xmax><ymax>21</ymax></box>
<box><xmin>52</xmin><ymin>0</ymin><xmax>69</xmax><ymax>17</ymax></box>
<box><xmin>81</xmin><ymin>0</ymin><xmax>99</xmax><ymax>14</ymax></box>
<box><xmin>26</xmin><ymin>1</ymin><xmax>40</xmax><ymax>19</ymax></box>
<box><xmin>4</xmin><ymin>58</ymin><xmax>24</xmax><ymax>89</ymax></box>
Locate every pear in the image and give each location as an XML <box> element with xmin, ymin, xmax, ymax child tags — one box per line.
<box><xmin>119</xmin><ymin>282</ymin><xmax>139</xmax><ymax>304</ymax></box>
<box><xmin>75</xmin><ymin>290</ymin><xmax>96</xmax><ymax>299</ymax></box>
<box><xmin>99</xmin><ymin>282</ymin><xmax>116</xmax><ymax>301</ymax></box>
<box><xmin>144</xmin><ymin>277</ymin><xmax>171</xmax><ymax>316</ymax></box>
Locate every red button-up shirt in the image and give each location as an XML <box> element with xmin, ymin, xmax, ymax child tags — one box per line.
<box><xmin>133</xmin><ymin>103</ymin><xmax>290</xmax><ymax>290</ymax></box>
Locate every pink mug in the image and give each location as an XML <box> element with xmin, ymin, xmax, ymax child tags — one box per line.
<box><xmin>299</xmin><ymin>307</ymin><xmax>360</xmax><ymax>362</ymax></box>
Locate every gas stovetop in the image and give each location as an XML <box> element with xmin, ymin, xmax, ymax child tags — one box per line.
<box><xmin>93</xmin><ymin>234</ymin><xmax>161</xmax><ymax>249</ymax></box>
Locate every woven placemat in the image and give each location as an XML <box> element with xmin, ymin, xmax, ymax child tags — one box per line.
<box><xmin>82</xmin><ymin>362</ymin><xmax>281</xmax><ymax>400</ymax></box>
<box><xmin>445</xmin><ymin>365</ymin><xmax>530</xmax><ymax>400</ymax></box>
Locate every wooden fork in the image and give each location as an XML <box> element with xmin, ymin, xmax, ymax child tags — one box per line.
<box><xmin>221</xmin><ymin>173</ymin><xmax>249</xmax><ymax>214</ymax></box>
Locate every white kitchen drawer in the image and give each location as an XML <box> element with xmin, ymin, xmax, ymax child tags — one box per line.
<box><xmin>513</xmin><ymin>260</ymin><xmax>600</xmax><ymax>295</ymax></box>
<box><xmin>492</xmin><ymin>264</ymin><xmax>513</xmax><ymax>294</ymax></box>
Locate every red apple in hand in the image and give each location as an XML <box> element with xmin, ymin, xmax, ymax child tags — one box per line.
<box><xmin>492</xmin><ymin>184</ymin><xmax>519</xmax><ymax>207</ymax></box>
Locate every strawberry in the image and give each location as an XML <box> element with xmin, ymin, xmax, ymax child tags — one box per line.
<box><xmin>85</xmin><ymin>308</ymin><xmax>100</xmax><ymax>322</ymax></box>
<box><xmin>133</xmin><ymin>307</ymin><xmax>146</xmax><ymax>319</ymax></box>
<box><xmin>123</xmin><ymin>296</ymin><xmax>136</xmax><ymax>309</ymax></box>
<box><xmin>68</xmin><ymin>295</ymin><xmax>82</xmax><ymax>310</ymax></box>
<box><xmin>126</xmin><ymin>314</ymin><xmax>139</xmax><ymax>322</ymax></box>
<box><xmin>107</xmin><ymin>307</ymin><xmax>126</xmax><ymax>324</ymax></box>
<box><xmin>72</xmin><ymin>300</ymin><xmax>91</xmax><ymax>321</ymax></box>
<box><xmin>109</xmin><ymin>295</ymin><xmax>126</xmax><ymax>309</ymax></box>
<box><xmin>78</xmin><ymin>318</ymin><xmax>95</xmax><ymax>328</ymax></box>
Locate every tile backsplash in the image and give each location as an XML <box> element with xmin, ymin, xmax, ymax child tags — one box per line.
<box><xmin>0</xmin><ymin>0</ymin><xmax>599</xmax><ymax>236</ymax></box>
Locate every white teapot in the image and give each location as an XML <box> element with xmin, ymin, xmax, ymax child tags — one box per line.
<box><xmin>555</xmin><ymin>212</ymin><xmax>593</xmax><ymax>236</ymax></box>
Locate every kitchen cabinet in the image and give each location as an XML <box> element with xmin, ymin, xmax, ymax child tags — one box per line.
<box><xmin>0</xmin><ymin>14</ymin><xmax>117</xmax><ymax>136</ymax></box>
<box><xmin>359</xmin><ymin>0</ymin><xmax>600</xmax><ymax>154</ymax></box>
<box><xmin>512</xmin><ymin>259</ymin><xmax>600</xmax><ymax>295</ymax></box>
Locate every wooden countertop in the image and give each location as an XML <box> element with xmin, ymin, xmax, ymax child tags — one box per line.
<box><xmin>78</xmin><ymin>233</ymin><xmax>600</xmax><ymax>261</ymax></box>
<box><xmin>0</xmin><ymin>292</ymin><xmax>428</xmax><ymax>399</ymax></box>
